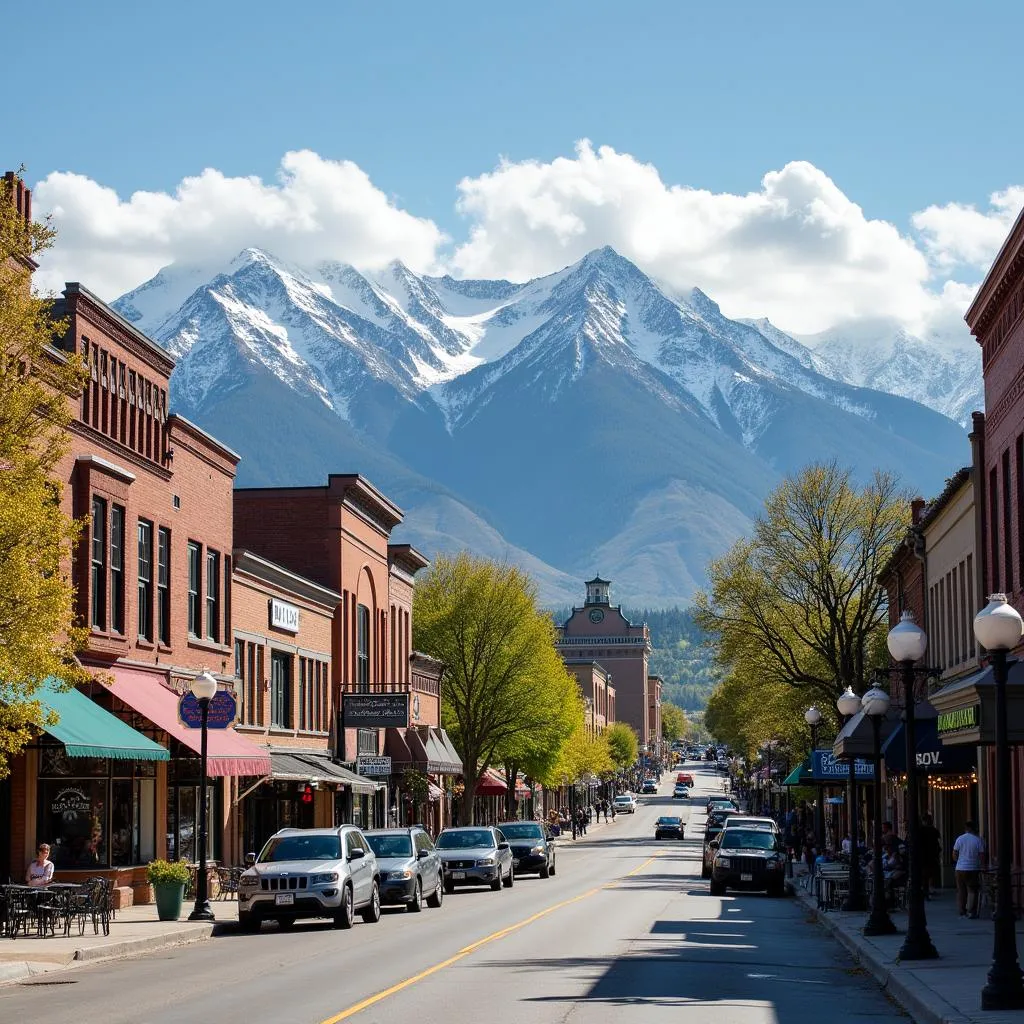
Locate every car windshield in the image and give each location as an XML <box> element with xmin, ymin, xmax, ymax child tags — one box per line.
<box><xmin>657</xmin><ymin>817</ymin><xmax>682</xmax><ymax>825</ymax></box>
<box><xmin>365</xmin><ymin>834</ymin><xmax>413</xmax><ymax>858</ymax></box>
<box><xmin>258</xmin><ymin>834</ymin><xmax>341</xmax><ymax>863</ymax></box>
<box><xmin>498</xmin><ymin>823</ymin><xmax>544</xmax><ymax>840</ymax></box>
<box><xmin>614</xmin><ymin>796</ymin><xmax>631</xmax><ymax>803</ymax></box>
<box><xmin>436</xmin><ymin>829</ymin><xmax>495</xmax><ymax>850</ymax></box>
<box><xmin>720</xmin><ymin>830</ymin><xmax>779</xmax><ymax>851</ymax></box>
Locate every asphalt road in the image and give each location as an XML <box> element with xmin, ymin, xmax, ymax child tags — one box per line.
<box><xmin>0</xmin><ymin>766</ymin><xmax>903</xmax><ymax>1024</ymax></box>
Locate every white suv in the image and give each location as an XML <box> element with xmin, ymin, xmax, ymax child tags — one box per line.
<box><xmin>238</xmin><ymin>826</ymin><xmax>381</xmax><ymax>931</ymax></box>
<box><xmin>614</xmin><ymin>794</ymin><xmax>637</xmax><ymax>814</ymax></box>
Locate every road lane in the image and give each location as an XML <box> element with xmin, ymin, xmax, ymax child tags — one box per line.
<box><xmin>0</xmin><ymin>765</ymin><xmax>902</xmax><ymax>1024</ymax></box>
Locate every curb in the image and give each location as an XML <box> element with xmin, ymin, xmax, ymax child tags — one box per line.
<box><xmin>72</xmin><ymin>922</ymin><xmax>218</xmax><ymax>962</ymax></box>
<box><xmin>786</xmin><ymin>880</ymin><xmax>970</xmax><ymax>1024</ymax></box>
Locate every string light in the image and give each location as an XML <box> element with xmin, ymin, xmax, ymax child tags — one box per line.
<box><xmin>886</xmin><ymin>772</ymin><xmax>977</xmax><ymax>791</ymax></box>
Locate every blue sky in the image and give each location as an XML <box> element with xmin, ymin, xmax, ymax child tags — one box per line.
<box><xmin>8</xmin><ymin>0</ymin><xmax>1023</xmax><ymax>335</ymax></box>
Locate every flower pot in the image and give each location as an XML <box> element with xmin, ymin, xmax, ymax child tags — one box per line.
<box><xmin>153</xmin><ymin>882</ymin><xmax>185</xmax><ymax>921</ymax></box>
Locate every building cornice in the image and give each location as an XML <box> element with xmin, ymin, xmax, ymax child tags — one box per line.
<box><xmin>233</xmin><ymin>549</ymin><xmax>342</xmax><ymax>610</ymax></box>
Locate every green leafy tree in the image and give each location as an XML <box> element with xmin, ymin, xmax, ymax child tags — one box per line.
<box><xmin>660</xmin><ymin>701</ymin><xmax>688</xmax><ymax>743</ymax></box>
<box><xmin>413</xmin><ymin>553</ymin><xmax>579</xmax><ymax>824</ymax></box>
<box><xmin>696</xmin><ymin>463</ymin><xmax>906</xmax><ymax>709</ymax></box>
<box><xmin>605</xmin><ymin>721</ymin><xmax>639</xmax><ymax>770</ymax></box>
<box><xmin>0</xmin><ymin>172</ymin><xmax>89</xmax><ymax>779</ymax></box>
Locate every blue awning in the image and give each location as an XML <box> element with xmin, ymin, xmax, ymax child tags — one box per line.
<box><xmin>883</xmin><ymin>717</ymin><xmax>975</xmax><ymax>776</ymax></box>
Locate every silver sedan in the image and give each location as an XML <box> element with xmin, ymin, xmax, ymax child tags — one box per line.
<box><xmin>435</xmin><ymin>826</ymin><xmax>514</xmax><ymax>892</ymax></box>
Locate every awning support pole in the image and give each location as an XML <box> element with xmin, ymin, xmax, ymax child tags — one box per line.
<box><xmin>233</xmin><ymin>775</ymin><xmax>271</xmax><ymax>806</ymax></box>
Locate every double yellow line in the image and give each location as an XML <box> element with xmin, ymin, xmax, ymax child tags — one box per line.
<box><xmin>318</xmin><ymin>854</ymin><xmax>660</xmax><ymax>1024</ymax></box>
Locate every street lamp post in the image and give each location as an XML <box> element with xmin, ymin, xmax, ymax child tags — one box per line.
<box><xmin>862</xmin><ymin>686</ymin><xmax>897</xmax><ymax>936</ymax></box>
<box><xmin>973</xmin><ymin>594</ymin><xmax>1024</xmax><ymax>1010</ymax></box>
<box><xmin>188</xmin><ymin>670</ymin><xmax>218</xmax><ymax>923</ymax></box>
<box><xmin>837</xmin><ymin>686</ymin><xmax>866</xmax><ymax>911</ymax></box>
<box><xmin>805</xmin><ymin>706</ymin><xmax>824</xmax><ymax>853</ymax></box>
<box><xmin>886</xmin><ymin>610</ymin><xmax>937</xmax><ymax>961</ymax></box>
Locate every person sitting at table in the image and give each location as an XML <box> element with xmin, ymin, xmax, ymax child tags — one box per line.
<box><xmin>25</xmin><ymin>843</ymin><xmax>54</xmax><ymax>887</ymax></box>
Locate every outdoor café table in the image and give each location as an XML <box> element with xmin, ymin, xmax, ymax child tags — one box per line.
<box><xmin>3</xmin><ymin>884</ymin><xmax>55</xmax><ymax>937</ymax></box>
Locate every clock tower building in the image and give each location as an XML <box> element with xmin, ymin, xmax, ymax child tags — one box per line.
<box><xmin>555</xmin><ymin>577</ymin><xmax>655</xmax><ymax>752</ymax></box>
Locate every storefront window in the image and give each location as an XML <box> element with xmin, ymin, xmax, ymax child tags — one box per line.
<box><xmin>166</xmin><ymin>759</ymin><xmax>218</xmax><ymax>863</ymax></box>
<box><xmin>37</xmin><ymin>746</ymin><xmax>158</xmax><ymax>870</ymax></box>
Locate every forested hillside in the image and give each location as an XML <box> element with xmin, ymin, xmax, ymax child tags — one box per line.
<box><xmin>550</xmin><ymin>606</ymin><xmax>721</xmax><ymax>713</ymax></box>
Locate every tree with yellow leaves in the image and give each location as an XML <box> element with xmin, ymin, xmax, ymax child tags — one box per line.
<box><xmin>0</xmin><ymin>172</ymin><xmax>89</xmax><ymax>778</ymax></box>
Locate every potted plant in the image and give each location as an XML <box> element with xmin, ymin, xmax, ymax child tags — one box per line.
<box><xmin>147</xmin><ymin>859</ymin><xmax>191</xmax><ymax>921</ymax></box>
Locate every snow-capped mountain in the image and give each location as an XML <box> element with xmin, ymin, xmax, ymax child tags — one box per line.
<box><xmin>113</xmin><ymin>247</ymin><xmax>972</xmax><ymax>606</ymax></box>
<box><xmin>786</xmin><ymin>319</ymin><xmax>982</xmax><ymax>429</ymax></box>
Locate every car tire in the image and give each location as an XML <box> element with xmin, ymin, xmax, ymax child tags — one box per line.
<box><xmin>444</xmin><ymin>878</ymin><xmax>456</xmax><ymax>895</ymax></box>
<box><xmin>360</xmin><ymin>881</ymin><xmax>382</xmax><ymax>924</ymax></box>
<box><xmin>334</xmin><ymin>885</ymin><xmax>355</xmax><ymax>929</ymax></box>
<box><xmin>539</xmin><ymin>861</ymin><xmax>550</xmax><ymax>879</ymax></box>
<box><xmin>277</xmin><ymin>916</ymin><xmax>295</xmax><ymax>931</ymax></box>
<box><xmin>427</xmin><ymin>875</ymin><xmax>444</xmax><ymax>908</ymax></box>
<box><xmin>408</xmin><ymin>878</ymin><xmax>423</xmax><ymax>912</ymax></box>
<box><xmin>238</xmin><ymin>912</ymin><xmax>261</xmax><ymax>933</ymax></box>
<box><xmin>503</xmin><ymin>866</ymin><xmax>514</xmax><ymax>888</ymax></box>
<box><xmin>709</xmin><ymin>880</ymin><xmax>726</xmax><ymax>897</ymax></box>
<box><xmin>701</xmin><ymin>863</ymin><xmax>711</xmax><ymax>879</ymax></box>
<box><xmin>490</xmin><ymin>875</ymin><xmax>502</xmax><ymax>891</ymax></box>
<box><xmin>549</xmin><ymin>857</ymin><xmax>556</xmax><ymax>876</ymax></box>
<box><xmin>768</xmin><ymin>883</ymin><xmax>785</xmax><ymax>898</ymax></box>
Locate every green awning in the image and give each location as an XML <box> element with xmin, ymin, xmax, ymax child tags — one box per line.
<box><xmin>29</xmin><ymin>678</ymin><xmax>169</xmax><ymax>761</ymax></box>
<box><xmin>783</xmin><ymin>758</ymin><xmax>813</xmax><ymax>786</ymax></box>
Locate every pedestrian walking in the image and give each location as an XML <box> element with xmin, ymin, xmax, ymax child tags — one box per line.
<box><xmin>952</xmin><ymin>819</ymin><xmax>986</xmax><ymax>919</ymax></box>
<box><xmin>610</xmin><ymin>801</ymin><xmax>617</xmax><ymax>822</ymax></box>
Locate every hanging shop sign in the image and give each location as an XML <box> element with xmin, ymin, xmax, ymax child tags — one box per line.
<box><xmin>356</xmin><ymin>755</ymin><xmax>392</xmax><ymax>776</ymax></box>
<box><xmin>937</xmin><ymin>704</ymin><xmax>980</xmax><ymax>738</ymax></box>
<box><xmin>342</xmin><ymin>693</ymin><xmax>409</xmax><ymax>729</ymax></box>
<box><xmin>178</xmin><ymin>690</ymin><xmax>238</xmax><ymax>729</ymax></box>
<box><xmin>811</xmin><ymin>750</ymin><xmax>875</xmax><ymax>781</ymax></box>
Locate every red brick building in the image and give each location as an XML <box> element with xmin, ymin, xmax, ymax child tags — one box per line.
<box><xmin>233</xmin><ymin>477</ymin><xmax>459</xmax><ymax>832</ymax></box>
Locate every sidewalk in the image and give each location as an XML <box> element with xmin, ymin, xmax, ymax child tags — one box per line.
<box><xmin>0</xmin><ymin>900</ymin><xmax>237</xmax><ymax>985</ymax></box>
<box><xmin>787</xmin><ymin>872</ymin><xmax>1024</xmax><ymax>1023</ymax></box>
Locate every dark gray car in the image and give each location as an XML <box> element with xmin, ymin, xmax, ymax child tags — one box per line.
<box><xmin>497</xmin><ymin>820</ymin><xmax>555</xmax><ymax>877</ymax></box>
<box><xmin>364</xmin><ymin>827</ymin><xmax>444</xmax><ymax>911</ymax></box>
<box><xmin>435</xmin><ymin>826</ymin><xmax>514</xmax><ymax>892</ymax></box>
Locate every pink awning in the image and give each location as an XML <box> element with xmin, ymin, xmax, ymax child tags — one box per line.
<box><xmin>106</xmin><ymin>667</ymin><xmax>271</xmax><ymax>777</ymax></box>
<box><xmin>475</xmin><ymin>768</ymin><xmax>508</xmax><ymax>796</ymax></box>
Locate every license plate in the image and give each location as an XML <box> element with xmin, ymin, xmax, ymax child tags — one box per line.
<box><xmin>451</xmin><ymin>871</ymin><xmax>466</xmax><ymax>880</ymax></box>
<box><xmin>740</xmin><ymin>873</ymin><xmax>753</xmax><ymax>882</ymax></box>
<box><xmin>275</xmin><ymin>893</ymin><xmax>294</xmax><ymax>906</ymax></box>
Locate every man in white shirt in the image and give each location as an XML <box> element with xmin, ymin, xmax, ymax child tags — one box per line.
<box><xmin>952</xmin><ymin>820</ymin><xmax>986</xmax><ymax>919</ymax></box>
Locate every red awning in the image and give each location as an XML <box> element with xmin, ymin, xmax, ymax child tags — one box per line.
<box><xmin>514</xmin><ymin>777</ymin><xmax>531</xmax><ymax>798</ymax></box>
<box><xmin>474</xmin><ymin>768</ymin><xmax>507</xmax><ymax>796</ymax></box>
<box><xmin>106</xmin><ymin>667</ymin><xmax>272</xmax><ymax>777</ymax></box>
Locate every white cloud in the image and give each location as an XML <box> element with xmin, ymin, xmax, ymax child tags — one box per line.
<box><xmin>32</xmin><ymin>150</ymin><xmax>446</xmax><ymax>299</ymax></box>
<box><xmin>912</xmin><ymin>187</ymin><xmax>1024</xmax><ymax>271</ymax></box>
<box><xmin>30</xmin><ymin>141</ymin><xmax>1023</xmax><ymax>340</ymax></box>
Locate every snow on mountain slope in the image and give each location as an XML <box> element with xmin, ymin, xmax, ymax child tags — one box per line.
<box><xmin>793</xmin><ymin>319</ymin><xmax>983</xmax><ymax>428</ymax></box>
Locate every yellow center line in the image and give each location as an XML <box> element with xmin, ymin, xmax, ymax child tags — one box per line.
<box><xmin>317</xmin><ymin>852</ymin><xmax>661</xmax><ymax>1024</ymax></box>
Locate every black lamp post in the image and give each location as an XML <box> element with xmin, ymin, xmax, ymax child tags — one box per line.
<box><xmin>973</xmin><ymin>594</ymin><xmax>1024</xmax><ymax>1010</ymax></box>
<box><xmin>837</xmin><ymin>686</ymin><xmax>866</xmax><ymax>912</ymax></box>
<box><xmin>805</xmin><ymin>706</ymin><xmax>824</xmax><ymax>853</ymax></box>
<box><xmin>188</xmin><ymin>670</ymin><xmax>217</xmax><ymax>923</ymax></box>
<box><xmin>862</xmin><ymin>685</ymin><xmax>897</xmax><ymax>936</ymax></box>
<box><xmin>886</xmin><ymin>610</ymin><xmax>937</xmax><ymax>961</ymax></box>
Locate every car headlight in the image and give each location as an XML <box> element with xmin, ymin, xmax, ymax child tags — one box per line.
<box><xmin>766</xmin><ymin>859</ymin><xmax>781</xmax><ymax>870</ymax></box>
<box><xmin>476</xmin><ymin>857</ymin><xmax>496</xmax><ymax>867</ymax></box>
<box><xmin>310</xmin><ymin>872</ymin><xmax>339</xmax><ymax>884</ymax></box>
<box><xmin>388</xmin><ymin>869</ymin><xmax>413</xmax><ymax>880</ymax></box>
<box><xmin>530</xmin><ymin>845</ymin><xmax>545</xmax><ymax>855</ymax></box>
<box><xmin>239</xmin><ymin>875</ymin><xmax>259</xmax><ymax>887</ymax></box>
<box><xmin>717</xmin><ymin>857</ymin><xmax>731</xmax><ymax>868</ymax></box>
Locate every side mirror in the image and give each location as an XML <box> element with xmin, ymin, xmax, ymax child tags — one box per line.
<box><xmin>418</xmin><ymin>849</ymin><xmax>431</xmax><ymax>859</ymax></box>
<box><xmin>708</xmin><ymin>841</ymin><xmax>720</xmax><ymax>851</ymax></box>
<box><xmin>244</xmin><ymin>852</ymin><xmax>256</xmax><ymax>867</ymax></box>
<box><xmin>348</xmin><ymin>848</ymin><xmax>365</xmax><ymax>861</ymax></box>
<box><xmin>498</xmin><ymin>842</ymin><xmax>510</xmax><ymax>851</ymax></box>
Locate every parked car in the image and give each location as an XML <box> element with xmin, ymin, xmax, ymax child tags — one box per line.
<box><xmin>364</xmin><ymin>826</ymin><xmax>444</xmax><ymax>912</ymax></box>
<box><xmin>613</xmin><ymin>794</ymin><xmax>637</xmax><ymax>814</ymax></box>
<box><xmin>237</xmin><ymin>826</ymin><xmax>381</xmax><ymax>931</ymax></box>
<box><xmin>706</xmin><ymin>796</ymin><xmax>739</xmax><ymax>813</ymax></box>
<box><xmin>641</xmin><ymin>778</ymin><xmax>658</xmax><ymax>794</ymax></box>
<box><xmin>708</xmin><ymin>827</ymin><xmax>787</xmax><ymax>897</ymax></box>
<box><xmin>720</xmin><ymin>816</ymin><xmax>780</xmax><ymax>836</ymax></box>
<box><xmin>676</xmin><ymin>772</ymin><xmax>694</xmax><ymax>787</ymax></box>
<box><xmin>498</xmin><ymin>820</ymin><xmax>556</xmax><ymax>877</ymax></box>
<box><xmin>672</xmin><ymin>783</ymin><xmax>689</xmax><ymax>799</ymax></box>
<box><xmin>702</xmin><ymin>809</ymin><xmax>741</xmax><ymax>878</ymax></box>
<box><xmin>654</xmin><ymin>815</ymin><xmax>685</xmax><ymax>840</ymax></box>
<box><xmin>435</xmin><ymin>826</ymin><xmax>514</xmax><ymax>892</ymax></box>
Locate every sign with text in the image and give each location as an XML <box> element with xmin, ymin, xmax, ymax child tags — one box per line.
<box><xmin>357</xmin><ymin>755</ymin><xmax>392</xmax><ymax>776</ymax></box>
<box><xmin>811</xmin><ymin>750</ymin><xmax>875</xmax><ymax>781</ymax></box>
<box><xmin>342</xmin><ymin>693</ymin><xmax>409</xmax><ymax>729</ymax></box>
<box><xmin>178</xmin><ymin>689</ymin><xmax>238</xmax><ymax>729</ymax></box>
<box><xmin>937</xmin><ymin>704</ymin><xmax>980</xmax><ymax>737</ymax></box>
<box><xmin>270</xmin><ymin>598</ymin><xmax>300</xmax><ymax>634</ymax></box>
